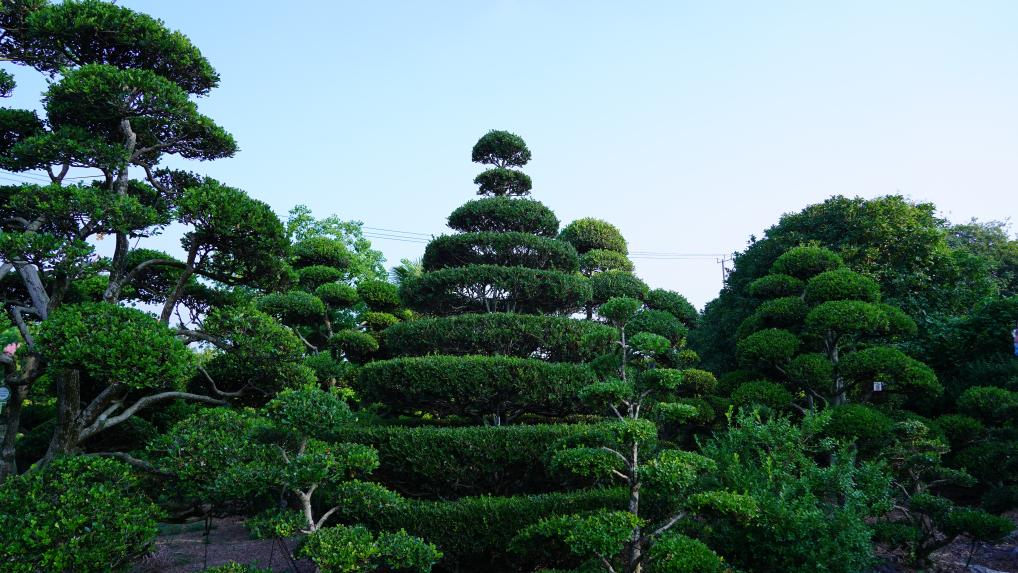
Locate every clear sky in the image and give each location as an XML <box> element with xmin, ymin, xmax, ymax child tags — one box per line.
<box><xmin>4</xmin><ymin>1</ymin><xmax>1018</xmax><ymax>307</ymax></box>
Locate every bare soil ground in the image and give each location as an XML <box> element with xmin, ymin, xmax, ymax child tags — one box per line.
<box><xmin>136</xmin><ymin>513</ymin><xmax>1018</xmax><ymax>573</ymax></box>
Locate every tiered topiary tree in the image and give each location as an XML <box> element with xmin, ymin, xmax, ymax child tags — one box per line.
<box><xmin>734</xmin><ymin>246</ymin><xmax>942</xmax><ymax>411</ymax></box>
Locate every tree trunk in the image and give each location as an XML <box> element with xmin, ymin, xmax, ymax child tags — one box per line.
<box><xmin>41</xmin><ymin>370</ymin><xmax>82</xmax><ymax>465</ymax></box>
<box><xmin>0</xmin><ymin>383</ymin><xmax>29</xmax><ymax>480</ymax></box>
<box><xmin>626</xmin><ymin>441</ymin><xmax>642</xmax><ymax>573</ymax></box>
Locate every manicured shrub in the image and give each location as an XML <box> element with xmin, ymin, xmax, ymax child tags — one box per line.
<box><xmin>0</xmin><ymin>456</ymin><xmax>159</xmax><ymax>572</ymax></box>
<box><xmin>731</xmin><ymin>380</ymin><xmax>793</xmax><ymax>411</ymax></box>
<box><xmin>357</xmin><ymin>279</ymin><xmax>401</xmax><ymax>312</ymax></box>
<box><xmin>770</xmin><ymin>246</ymin><xmax>844</xmax><ymax>279</ymax></box>
<box><xmin>329</xmin><ymin>423</ymin><xmax>611</xmax><ymax>496</ymax></box>
<box><xmin>37</xmin><ymin>302</ymin><xmax>192</xmax><ymax>389</ymax></box>
<box><xmin>803</xmin><ymin>269</ymin><xmax>880</xmax><ymax>305</ymax></box>
<box><xmin>626</xmin><ymin>309</ymin><xmax>687</xmax><ymax>343</ymax></box>
<box><xmin>559</xmin><ymin>218</ymin><xmax>628</xmax><ymax>254</ymax></box>
<box><xmin>591</xmin><ymin>270</ymin><xmax>648</xmax><ymax>305</ymax></box>
<box><xmin>580</xmin><ymin>249</ymin><xmax>634</xmax><ymax>275</ymax></box>
<box><xmin>294</xmin><ymin>236</ymin><xmax>350</xmax><ymax>269</ymax></box>
<box><xmin>298</xmin><ymin>264</ymin><xmax>344</xmax><ymax>289</ymax></box>
<box><xmin>329</xmin><ymin>488</ymin><xmax>627</xmax><ymax>569</ymax></box>
<box><xmin>957</xmin><ymin>385</ymin><xmax>1018</xmax><ymax>424</ymax></box>
<box><xmin>256</xmin><ymin>290</ymin><xmax>326</xmax><ymax>324</ymax></box>
<box><xmin>422</xmin><ymin>232</ymin><xmax>579</xmax><ymax>272</ymax></box>
<box><xmin>447</xmin><ymin>197</ymin><xmax>559</xmax><ymax>237</ymax></box>
<box><xmin>357</xmin><ymin>355</ymin><xmax>597</xmax><ymax>420</ymax></box>
<box><xmin>329</xmin><ymin>329</ymin><xmax>380</xmax><ymax>364</ymax></box>
<box><xmin>748</xmin><ymin>273</ymin><xmax>804</xmax><ymax>300</ymax></box>
<box><xmin>296</xmin><ymin>525</ymin><xmax>441</xmax><ymax>573</ymax></box>
<box><xmin>825</xmin><ymin>404</ymin><xmax>895</xmax><ymax>456</ymax></box>
<box><xmin>472</xmin><ymin>129</ymin><xmax>532</xmax><ymax>167</ymax></box>
<box><xmin>315</xmin><ymin>282</ymin><xmax>359</xmax><ymax>308</ymax></box>
<box><xmin>736</xmin><ymin>328</ymin><xmax>799</xmax><ymax>367</ymax></box>
<box><xmin>401</xmin><ymin>265</ymin><xmax>591</xmax><ymax>315</ymax></box>
<box><xmin>645</xmin><ymin>288</ymin><xmax>698</xmax><ymax>325</ymax></box>
<box><xmin>839</xmin><ymin>347</ymin><xmax>942</xmax><ymax>398</ymax></box>
<box><xmin>646</xmin><ymin>534</ymin><xmax>724</xmax><ymax>573</ymax></box>
<box><xmin>205</xmin><ymin>564</ymin><xmax>273</xmax><ymax>573</ymax></box>
<box><xmin>362</xmin><ymin>311</ymin><xmax>400</xmax><ymax>332</ymax></box>
<box><xmin>382</xmin><ymin>313</ymin><xmax>617</xmax><ymax>362</ymax></box>
<box><xmin>932</xmin><ymin>414</ymin><xmax>984</xmax><ymax>450</ymax></box>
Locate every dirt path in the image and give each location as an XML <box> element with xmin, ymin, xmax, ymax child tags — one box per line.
<box><xmin>133</xmin><ymin>516</ymin><xmax>315</xmax><ymax>573</ymax></box>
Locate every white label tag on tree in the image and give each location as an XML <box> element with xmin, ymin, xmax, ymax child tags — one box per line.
<box><xmin>873</xmin><ymin>381</ymin><xmax>884</xmax><ymax>392</ymax></box>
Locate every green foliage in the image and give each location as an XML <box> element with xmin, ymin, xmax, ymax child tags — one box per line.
<box><xmin>957</xmin><ymin>385</ymin><xmax>1018</xmax><ymax>424</ymax></box>
<box><xmin>474</xmin><ymin>167</ymin><xmax>533</xmax><ymax>197</ymax></box>
<box><xmin>205</xmin><ymin>563</ymin><xmax>273</xmax><ymax>573</ymax></box>
<box><xmin>598</xmin><ymin>296</ymin><xmax>643</xmax><ymax>326</ymax></box>
<box><xmin>0</xmin><ymin>0</ymin><xmax>219</xmax><ymax>94</ymax></box>
<box><xmin>731</xmin><ymin>380</ymin><xmax>793</xmax><ymax>411</ymax></box>
<box><xmin>627</xmin><ymin>309</ymin><xmax>687</xmax><ymax>343</ymax></box>
<box><xmin>472</xmin><ymin>130</ymin><xmax>531</xmax><ymax>168</ymax></box>
<box><xmin>804</xmin><ymin>299</ymin><xmax>888</xmax><ymax>335</ymax></box>
<box><xmin>316</xmin><ymin>282</ymin><xmax>360</xmax><ymax>308</ymax></box>
<box><xmin>447</xmin><ymin>197</ymin><xmax>560</xmax><ymax>237</ymax></box>
<box><xmin>739</xmin><ymin>296</ymin><xmax>808</xmax><ymax>335</ymax></box>
<box><xmin>38</xmin><ymin>302</ymin><xmax>192</xmax><ymax>389</ymax></box>
<box><xmin>559</xmin><ymin>218</ymin><xmax>628</xmax><ymax>255</ymax></box>
<box><xmin>264</xmin><ymin>386</ymin><xmax>354</xmax><ymax>439</ymax></box>
<box><xmin>645</xmin><ymin>534</ymin><xmax>723</xmax><ymax>573</ymax></box>
<box><xmin>401</xmin><ymin>265</ymin><xmax>591</xmax><ymax>315</ymax></box>
<box><xmin>736</xmin><ymin>328</ymin><xmax>799</xmax><ymax>367</ymax></box>
<box><xmin>581</xmin><ymin>249</ymin><xmax>634</xmax><ymax>276</ymax></box>
<box><xmin>257</xmin><ymin>290</ymin><xmax>326</xmax><ymax>325</ymax></box>
<box><xmin>330</xmin><ymin>489</ymin><xmax>627</xmax><ymax>569</ymax></box>
<box><xmin>770</xmin><ymin>246</ymin><xmax>845</xmax><ymax>279</ymax></box>
<box><xmin>697</xmin><ymin>412</ymin><xmax>888</xmax><ymax>573</ymax></box>
<box><xmin>511</xmin><ymin>510</ymin><xmax>641</xmax><ymax>562</ymax></box>
<box><xmin>382</xmin><ymin>313</ymin><xmax>616</xmax><ymax>362</ymax></box>
<box><xmin>330</xmin><ymin>423</ymin><xmax>612</xmax><ymax>497</ymax></box>
<box><xmin>357</xmin><ymin>279</ymin><xmax>401</xmax><ymax>312</ymax></box>
<box><xmin>299</xmin><ymin>265</ymin><xmax>345</xmax><ymax>289</ymax></box>
<box><xmin>357</xmin><ymin>355</ymin><xmax>597</xmax><ymax>420</ymax></box>
<box><xmin>294</xmin><ymin>236</ymin><xmax>352</xmax><ymax>270</ymax></box>
<box><xmin>422</xmin><ymin>232</ymin><xmax>579</xmax><ymax>272</ymax></box>
<box><xmin>591</xmin><ymin>270</ymin><xmax>648</xmax><ymax>305</ymax></box>
<box><xmin>747</xmin><ymin>273</ymin><xmax>805</xmax><ymax>300</ymax></box>
<box><xmin>0</xmin><ymin>456</ymin><xmax>159</xmax><ymax>572</ymax></box>
<box><xmin>803</xmin><ymin>268</ymin><xmax>880</xmax><ymax>305</ymax></box>
<box><xmin>297</xmin><ymin>524</ymin><xmax>440</xmax><ymax>573</ymax></box>
<box><xmin>286</xmin><ymin>205</ymin><xmax>387</xmax><ymax>281</ymax></box>
<box><xmin>839</xmin><ymin>347</ymin><xmax>942</xmax><ymax>398</ymax></box>
<box><xmin>330</xmin><ymin>329</ymin><xmax>380</xmax><ymax>364</ymax></box>
<box><xmin>825</xmin><ymin>404</ymin><xmax>895</xmax><ymax>456</ymax></box>
<box><xmin>644</xmin><ymin>289</ymin><xmax>698</xmax><ymax>326</ymax></box>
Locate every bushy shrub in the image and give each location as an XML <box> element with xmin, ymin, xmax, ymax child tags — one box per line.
<box><xmin>447</xmin><ymin>197</ymin><xmax>559</xmax><ymax>237</ymax></box>
<box><xmin>747</xmin><ymin>273</ymin><xmax>804</xmax><ymax>299</ymax></box>
<box><xmin>592</xmin><ymin>273</ymin><xmax>653</xmax><ymax>311</ymax></box>
<box><xmin>296</xmin><ymin>525</ymin><xmax>441</xmax><ymax>573</ymax></box>
<box><xmin>329</xmin><ymin>423</ymin><xmax>611</xmax><ymax>496</ymax></box>
<box><xmin>330</xmin><ymin>329</ymin><xmax>380</xmax><ymax>364</ymax></box>
<box><xmin>580</xmin><ymin>249</ymin><xmax>634</xmax><ymax>275</ymax></box>
<box><xmin>37</xmin><ymin>302</ymin><xmax>192</xmax><ymax>389</ymax></box>
<box><xmin>382</xmin><ymin>313</ymin><xmax>617</xmax><ymax>362</ymax></box>
<box><xmin>205</xmin><ymin>563</ymin><xmax>273</xmax><ymax>573</ymax></box>
<box><xmin>825</xmin><ymin>404</ymin><xmax>895</xmax><ymax>456</ymax></box>
<box><xmin>401</xmin><ymin>265</ymin><xmax>591</xmax><ymax>315</ymax></box>
<box><xmin>646</xmin><ymin>534</ymin><xmax>724</xmax><ymax>573</ymax></box>
<box><xmin>0</xmin><ymin>456</ymin><xmax>159</xmax><ymax>572</ymax></box>
<box><xmin>736</xmin><ymin>328</ymin><xmax>799</xmax><ymax>367</ymax></box>
<box><xmin>645</xmin><ymin>288</ymin><xmax>698</xmax><ymax>325</ymax></box>
<box><xmin>731</xmin><ymin>380</ymin><xmax>793</xmax><ymax>411</ymax></box>
<box><xmin>422</xmin><ymin>232</ymin><xmax>579</xmax><ymax>272</ymax></box>
<box><xmin>329</xmin><ymin>488</ymin><xmax>626</xmax><ymax>569</ymax></box>
<box><xmin>294</xmin><ymin>237</ymin><xmax>350</xmax><ymax>269</ymax></box>
<box><xmin>770</xmin><ymin>246</ymin><xmax>844</xmax><ymax>279</ymax></box>
<box><xmin>957</xmin><ymin>385</ymin><xmax>1018</xmax><ymax>424</ymax></box>
<box><xmin>803</xmin><ymin>269</ymin><xmax>880</xmax><ymax>305</ymax></box>
<box><xmin>357</xmin><ymin>355</ymin><xmax>597</xmax><ymax>420</ymax></box>
<box><xmin>559</xmin><ymin>218</ymin><xmax>628</xmax><ymax>254</ymax></box>
<box><xmin>298</xmin><ymin>265</ymin><xmax>345</xmax><ymax>289</ymax></box>
<box><xmin>315</xmin><ymin>282</ymin><xmax>360</xmax><ymax>308</ymax></box>
<box><xmin>256</xmin><ymin>290</ymin><xmax>326</xmax><ymax>325</ymax></box>
<box><xmin>626</xmin><ymin>309</ymin><xmax>687</xmax><ymax>343</ymax></box>
<box><xmin>357</xmin><ymin>279</ymin><xmax>401</xmax><ymax>312</ymax></box>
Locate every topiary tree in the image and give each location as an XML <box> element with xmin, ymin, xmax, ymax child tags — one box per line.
<box><xmin>734</xmin><ymin>246</ymin><xmax>940</xmax><ymax>409</ymax></box>
<box><xmin>514</xmin><ymin>297</ymin><xmax>756</xmax><ymax>573</ymax></box>
<box><xmin>471</xmin><ymin>130</ymin><xmax>532</xmax><ymax>196</ymax></box>
<box><xmin>0</xmin><ymin>0</ymin><xmax>308</xmax><ymax>478</ymax></box>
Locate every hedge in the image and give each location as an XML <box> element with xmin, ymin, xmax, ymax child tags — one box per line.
<box><xmin>356</xmin><ymin>355</ymin><xmax>597</xmax><ymax>420</ymax></box>
<box><xmin>447</xmin><ymin>197</ymin><xmax>560</xmax><ymax>237</ymax></box>
<box><xmin>422</xmin><ymin>232</ymin><xmax>579</xmax><ymax>272</ymax></box>
<box><xmin>381</xmin><ymin>313</ymin><xmax>617</xmax><ymax>362</ymax></box>
<box><xmin>331</xmin><ymin>488</ymin><xmax>626</xmax><ymax>569</ymax></box>
<box><xmin>400</xmin><ymin>265</ymin><xmax>591</xmax><ymax>315</ymax></box>
<box><xmin>328</xmin><ymin>423</ymin><xmax>612</xmax><ymax>497</ymax></box>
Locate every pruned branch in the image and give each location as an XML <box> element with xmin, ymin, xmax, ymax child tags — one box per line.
<box><xmin>91</xmin><ymin>451</ymin><xmax>172</xmax><ymax>477</ymax></box>
<box><xmin>80</xmin><ymin>391</ymin><xmax>227</xmax><ymax>441</ymax></box>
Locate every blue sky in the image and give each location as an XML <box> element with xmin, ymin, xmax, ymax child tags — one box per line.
<box><xmin>4</xmin><ymin>1</ymin><xmax>1017</xmax><ymax>307</ymax></box>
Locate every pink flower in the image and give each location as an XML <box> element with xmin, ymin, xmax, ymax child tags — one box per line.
<box><xmin>2</xmin><ymin>343</ymin><xmax>17</xmax><ymax>356</ymax></box>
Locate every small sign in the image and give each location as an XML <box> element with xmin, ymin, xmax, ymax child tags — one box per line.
<box><xmin>873</xmin><ymin>381</ymin><xmax>884</xmax><ymax>392</ymax></box>
<box><xmin>0</xmin><ymin>386</ymin><xmax>9</xmax><ymax>402</ymax></box>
